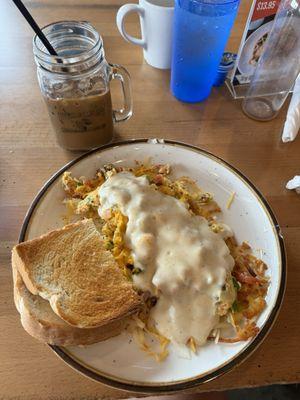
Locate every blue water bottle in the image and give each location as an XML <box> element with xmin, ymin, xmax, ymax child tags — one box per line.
<box><xmin>170</xmin><ymin>0</ymin><xmax>240</xmax><ymax>103</ymax></box>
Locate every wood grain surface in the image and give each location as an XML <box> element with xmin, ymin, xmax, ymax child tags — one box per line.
<box><xmin>0</xmin><ymin>1</ymin><xmax>299</xmax><ymax>399</ymax></box>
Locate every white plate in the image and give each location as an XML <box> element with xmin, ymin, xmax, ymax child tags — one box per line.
<box><xmin>20</xmin><ymin>139</ymin><xmax>286</xmax><ymax>393</ymax></box>
<box><xmin>238</xmin><ymin>20</ymin><xmax>273</xmax><ymax>76</ymax></box>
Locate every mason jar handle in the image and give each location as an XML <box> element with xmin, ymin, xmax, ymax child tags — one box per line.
<box><xmin>110</xmin><ymin>63</ymin><xmax>133</xmax><ymax>123</ymax></box>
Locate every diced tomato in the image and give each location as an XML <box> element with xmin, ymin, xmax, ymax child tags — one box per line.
<box><xmin>234</xmin><ymin>271</ymin><xmax>259</xmax><ymax>285</ymax></box>
<box><xmin>153</xmin><ymin>174</ymin><xmax>164</xmax><ymax>185</ymax></box>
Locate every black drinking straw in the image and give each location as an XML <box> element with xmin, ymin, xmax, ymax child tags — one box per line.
<box><xmin>12</xmin><ymin>0</ymin><xmax>58</xmax><ymax>56</ymax></box>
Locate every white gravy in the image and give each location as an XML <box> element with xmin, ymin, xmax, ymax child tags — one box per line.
<box><xmin>98</xmin><ymin>172</ymin><xmax>234</xmax><ymax>345</ymax></box>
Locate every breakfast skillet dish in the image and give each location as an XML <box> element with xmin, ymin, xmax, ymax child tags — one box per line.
<box><xmin>59</xmin><ymin>161</ymin><xmax>269</xmax><ymax>361</ymax></box>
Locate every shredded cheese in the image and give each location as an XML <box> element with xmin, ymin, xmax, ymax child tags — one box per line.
<box><xmin>226</xmin><ymin>191</ymin><xmax>236</xmax><ymax>209</ymax></box>
<box><xmin>188</xmin><ymin>337</ymin><xmax>197</xmax><ymax>353</ymax></box>
<box><xmin>214</xmin><ymin>329</ymin><xmax>220</xmax><ymax>344</ymax></box>
<box><xmin>229</xmin><ymin>312</ymin><xmax>237</xmax><ymax>332</ymax></box>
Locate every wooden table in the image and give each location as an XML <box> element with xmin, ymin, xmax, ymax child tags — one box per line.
<box><xmin>1</xmin><ymin>1</ymin><xmax>299</xmax><ymax>399</ymax></box>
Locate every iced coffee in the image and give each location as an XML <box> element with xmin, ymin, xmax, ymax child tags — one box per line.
<box><xmin>33</xmin><ymin>21</ymin><xmax>132</xmax><ymax>151</ymax></box>
<box><xmin>45</xmin><ymin>90</ymin><xmax>113</xmax><ymax>151</ymax></box>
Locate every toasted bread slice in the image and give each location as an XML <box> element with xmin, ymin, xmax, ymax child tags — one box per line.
<box><xmin>12</xmin><ymin>219</ymin><xmax>141</xmax><ymax>329</ymax></box>
<box><xmin>12</xmin><ymin>264</ymin><xmax>126</xmax><ymax>345</ymax></box>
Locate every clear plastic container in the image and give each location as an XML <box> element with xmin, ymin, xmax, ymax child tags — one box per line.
<box><xmin>242</xmin><ymin>0</ymin><xmax>300</xmax><ymax>121</ymax></box>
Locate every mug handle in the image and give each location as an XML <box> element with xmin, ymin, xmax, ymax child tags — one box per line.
<box><xmin>109</xmin><ymin>63</ymin><xmax>133</xmax><ymax>123</ymax></box>
<box><xmin>116</xmin><ymin>4</ymin><xmax>146</xmax><ymax>48</ymax></box>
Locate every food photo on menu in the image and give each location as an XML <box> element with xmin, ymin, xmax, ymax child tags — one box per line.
<box><xmin>230</xmin><ymin>0</ymin><xmax>281</xmax><ymax>86</ymax></box>
<box><xmin>1</xmin><ymin>0</ymin><xmax>300</xmax><ymax>399</ymax></box>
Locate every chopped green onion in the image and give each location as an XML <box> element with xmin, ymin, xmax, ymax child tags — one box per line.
<box><xmin>132</xmin><ymin>267</ymin><xmax>142</xmax><ymax>275</ymax></box>
<box><xmin>105</xmin><ymin>241</ymin><xmax>114</xmax><ymax>250</ymax></box>
<box><xmin>231</xmin><ymin>300</ymin><xmax>239</xmax><ymax>313</ymax></box>
<box><xmin>232</xmin><ymin>276</ymin><xmax>241</xmax><ymax>291</ymax></box>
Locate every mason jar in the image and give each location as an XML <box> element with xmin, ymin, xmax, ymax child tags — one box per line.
<box><xmin>33</xmin><ymin>21</ymin><xmax>132</xmax><ymax>151</ymax></box>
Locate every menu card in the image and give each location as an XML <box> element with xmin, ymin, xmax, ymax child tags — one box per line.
<box><xmin>227</xmin><ymin>0</ymin><xmax>281</xmax><ymax>98</ymax></box>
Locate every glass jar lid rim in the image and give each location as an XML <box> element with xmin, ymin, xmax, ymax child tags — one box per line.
<box><xmin>33</xmin><ymin>20</ymin><xmax>102</xmax><ymax>65</ymax></box>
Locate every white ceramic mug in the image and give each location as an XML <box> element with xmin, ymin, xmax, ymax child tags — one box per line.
<box><xmin>116</xmin><ymin>0</ymin><xmax>174</xmax><ymax>69</ymax></box>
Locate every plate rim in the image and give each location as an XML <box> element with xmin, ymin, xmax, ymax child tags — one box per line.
<box><xmin>18</xmin><ymin>138</ymin><xmax>286</xmax><ymax>393</ymax></box>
